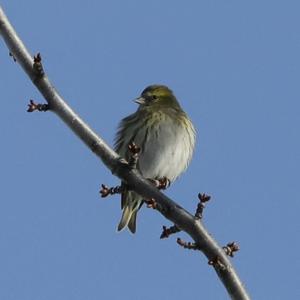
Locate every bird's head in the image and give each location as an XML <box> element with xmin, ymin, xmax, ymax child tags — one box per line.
<box><xmin>134</xmin><ymin>85</ymin><xmax>181</xmax><ymax>110</ymax></box>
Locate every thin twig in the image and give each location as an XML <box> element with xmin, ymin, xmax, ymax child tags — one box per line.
<box><xmin>9</xmin><ymin>51</ymin><xmax>16</xmax><ymax>62</ymax></box>
<box><xmin>177</xmin><ymin>238</ymin><xmax>199</xmax><ymax>250</ymax></box>
<box><xmin>27</xmin><ymin>99</ymin><xmax>49</xmax><ymax>112</ymax></box>
<box><xmin>223</xmin><ymin>242</ymin><xmax>240</xmax><ymax>257</ymax></box>
<box><xmin>160</xmin><ymin>225</ymin><xmax>181</xmax><ymax>239</ymax></box>
<box><xmin>195</xmin><ymin>193</ymin><xmax>211</xmax><ymax>219</ymax></box>
<box><xmin>99</xmin><ymin>184</ymin><xmax>125</xmax><ymax>198</ymax></box>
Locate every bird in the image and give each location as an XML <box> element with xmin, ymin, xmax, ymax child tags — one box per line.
<box><xmin>114</xmin><ymin>84</ymin><xmax>196</xmax><ymax>233</ymax></box>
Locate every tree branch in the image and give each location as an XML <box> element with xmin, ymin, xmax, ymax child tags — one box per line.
<box><xmin>0</xmin><ymin>6</ymin><xmax>250</xmax><ymax>300</ymax></box>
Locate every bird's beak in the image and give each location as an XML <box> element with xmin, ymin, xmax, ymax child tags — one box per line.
<box><xmin>134</xmin><ymin>96</ymin><xmax>146</xmax><ymax>105</ymax></box>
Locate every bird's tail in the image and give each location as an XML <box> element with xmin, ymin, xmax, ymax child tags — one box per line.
<box><xmin>117</xmin><ymin>190</ymin><xmax>142</xmax><ymax>233</ymax></box>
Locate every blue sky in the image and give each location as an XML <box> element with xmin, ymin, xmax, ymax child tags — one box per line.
<box><xmin>0</xmin><ymin>1</ymin><xmax>299</xmax><ymax>299</ymax></box>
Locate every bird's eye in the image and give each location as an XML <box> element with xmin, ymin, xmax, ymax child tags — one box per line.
<box><xmin>152</xmin><ymin>95</ymin><xmax>158</xmax><ymax>100</ymax></box>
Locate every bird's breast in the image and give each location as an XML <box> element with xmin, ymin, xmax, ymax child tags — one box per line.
<box><xmin>136</xmin><ymin>115</ymin><xmax>195</xmax><ymax>182</ymax></box>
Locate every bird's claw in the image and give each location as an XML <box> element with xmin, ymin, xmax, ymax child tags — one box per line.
<box><xmin>148</xmin><ymin>177</ymin><xmax>171</xmax><ymax>190</ymax></box>
<box><xmin>128</xmin><ymin>141</ymin><xmax>140</xmax><ymax>169</ymax></box>
<box><xmin>145</xmin><ymin>198</ymin><xmax>157</xmax><ymax>209</ymax></box>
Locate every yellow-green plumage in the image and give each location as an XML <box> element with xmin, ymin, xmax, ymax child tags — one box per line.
<box><xmin>114</xmin><ymin>85</ymin><xmax>195</xmax><ymax>233</ymax></box>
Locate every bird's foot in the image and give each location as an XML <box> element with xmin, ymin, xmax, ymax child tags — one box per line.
<box><xmin>128</xmin><ymin>141</ymin><xmax>140</xmax><ymax>169</ymax></box>
<box><xmin>145</xmin><ymin>198</ymin><xmax>157</xmax><ymax>209</ymax></box>
<box><xmin>99</xmin><ymin>184</ymin><xmax>125</xmax><ymax>198</ymax></box>
<box><xmin>148</xmin><ymin>177</ymin><xmax>171</xmax><ymax>190</ymax></box>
